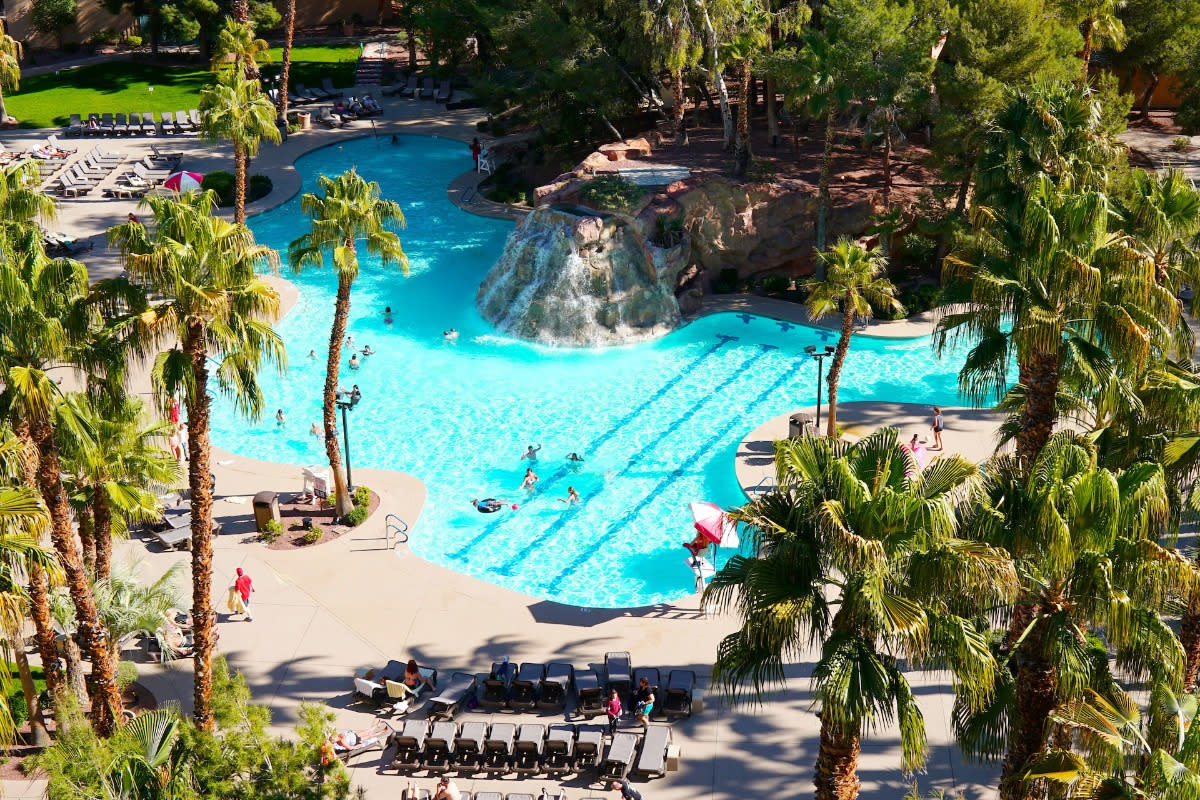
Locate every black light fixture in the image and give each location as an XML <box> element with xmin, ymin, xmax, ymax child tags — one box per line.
<box><xmin>334</xmin><ymin>387</ymin><xmax>362</xmax><ymax>491</ymax></box>
<box><xmin>804</xmin><ymin>344</ymin><xmax>837</xmax><ymax>433</ymax></box>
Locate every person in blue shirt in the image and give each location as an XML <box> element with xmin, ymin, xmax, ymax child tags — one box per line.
<box><xmin>610</xmin><ymin>780</ymin><xmax>642</xmax><ymax>800</ymax></box>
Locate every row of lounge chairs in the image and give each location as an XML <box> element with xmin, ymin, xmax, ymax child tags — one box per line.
<box><xmin>63</xmin><ymin>111</ymin><xmax>203</xmax><ymax>137</ymax></box>
<box><xmin>382</xmin><ymin>76</ymin><xmax>453</xmax><ymax>103</ymax></box>
<box><xmin>278</xmin><ymin>78</ymin><xmax>345</xmax><ymax>107</ymax></box>
<box><xmin>51</xmin><ymin>145</ymin><xmax>124</xmax><ymax>197</ymax></box>
<box><xmin>389</xmin><ymin>720</ymin><xmax>672</xmax><ymax>780</ymax></box>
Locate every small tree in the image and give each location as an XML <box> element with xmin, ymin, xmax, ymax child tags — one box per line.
<box><xmin>0</xmin><ymin>29</ymin><xmax>22</xmax><ymax>124</ymax></box>
<box><xmin>30</xmin><ymin>0</ymin><xmax>77</xmax><ymax>51</ymax></box>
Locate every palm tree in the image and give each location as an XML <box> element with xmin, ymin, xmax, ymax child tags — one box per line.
<box><xmin>1069</xmin><ymin>0</ymin><xmax>1127</xmax><ymax>85</ymax></box>
<box><xmin>279</xmin><ymin>0</ymin><xmax>297</xmax><ymax>120</ymax></box>
<box><xmin>199</xmin><ymin>70</ymin><xmax>281</xmax><ymax>225</ymax></box>
<box><xmin>1117</xmin><ymin>168</ymin><xmax>1200</xmax><ymax>291</ymax></box>
<box><xmin>953</xmin><ymin>433</ymin><xmax>1193</xmax><ymax>800</ymax></box>
<box><xmin>720</xmin><ymin>4</ymin><xmax>768</xmax><ymax>179</ymax></box>
<box><xmin>0</xmin><ymin>30</ymin><xmax>21</xmax><ymax>124</ymax></box>
<box><xmin>93</xmin><ymin>562</ymin><xmax>182</xmax><ymax>676</ymax></box>
<box><xmin>108</xmin><ymin>191</ymin><xmax>284</xmax><ymax>731</ymax></box>
<box><xmin>934</xmin><ymin>84</ymin><xmax>1178</xmax><ymax>470</ymax></box>
<box><xmin>807</xmin><ymin>240</ymin><xmax>902</xmax><ymax>438</ymax></box>
<box><xmin>61</xmin><ymin>394</ymin><xmax>183</xmax><ymax>580</ymax></box>
<box><xmin>288</xmin><ymin>171</ymin><xmax>407</xmax><ymax>520</ymax></box>
<box><xmin>706</xmin><ymin>429</ymin><xmax>1016</xmax><ymax>800</ymax></box>
<box><xmin>210</xmin><ymin>16</ymin><xmax>269</xmax><ymax>78</ymax></box>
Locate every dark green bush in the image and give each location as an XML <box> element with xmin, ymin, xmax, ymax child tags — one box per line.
<box><xmin>762</xmin><ymin>274</ymin><xmax>791</xmax><ymax>294</ymax></box>
<box><xmin>87</xmin><ymin>28</ymin><xmax>120</xmax><ymax>46</ymax></box>
<box><xmin>712</xmin><ymin>267</ymin><xmax>741</xmax><ymax>294</ymax></box>
<box><xmin>480</xmin><ymin>162</ymin><xmax>532</xmax><ymax>205</ymax></box>
<box><xmin>579</xmin><ymin>174</ymin><xmax>645</xmax><ymax>213</ymax></box>
<box><xmin>352</xmin><ymin>486</ymin><xmax>370</xmax><ymax>507</ymax></box>
<box><xmin>200</xmin><ymin>171</ymin><xmax>273</xmax><ymax>207</ymax></box>
<box><xmin>651</xmin><ymin>215</ymin><xmax>685</xmax><ymax>248</ymax></box>
<box><xmin>248</xmin><ymin>174</ymin><xmax>273</xmax><ymax>203</ymax></box>
<box><xmin>260</xmin><ymin>518</ymin><xmax>283</xmax><ymax>543</ymax></box>
<box><xmin>124</xmin><ymin>34</ymin><xmax>142</xmax><ymax>47</ymax></box>
<box><xmin>345</xmin><ymin>506</ymin><xmax>368</xmax><ymax>527</ymax></box>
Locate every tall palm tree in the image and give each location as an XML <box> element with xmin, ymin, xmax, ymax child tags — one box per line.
<box><xmin>210</xmin><ymin>16</ymin><xmax>269</xmax><ymax>78</ymax></box>
<box><xmin>706</xmin><ymin>429</ymin><xmax>1016</xmax><ymax>800</ymax></box>
<box><xmin>1117</xmin><ymin>168</ymin><xmax>1200</xmax><ymax>291</ymax></box>
<box><xmin>279</xmin><ymin>0</ymin><xmax>297</xmax><ymax>121</ymax></box>
<box><xmin>61</xmin><ymin>394</ymin><xmax>183</xmax><ymax>581</ymax></box>
<box><xmin>720</xmin><ymin>3</ymin><xmax>768</xmax><ymax>179</ymax></box>
<box><xmin>806</xmin><ymin>240</ymin><xmax>902</xmax><ymax>438</ymax></box>
<box><xmin>108</xmin><ymin>191</ymin><xmax>284</xmax><ymax>731</ymax></box>
<box><xmin>93</xmin><ymin>562</ymin><xmax>182</xmax><ymax>676</ymax></box>
<box><xmin>0</xmin><ymin>29</ymin><xmax>21</xmax><ymax>124</ymax></box>
<box><xmin>288</xmin><ymin>171</ymin><xmax>407</xmax><ymax>520</ymax></box>
<box><xmin>1069</xmin><ymin>0</ymin><xmax>1127</xmax><ymax>85</ymax></box>
<box><xmin>199</xmin><ymin>70</ymin><xmax>281</xmax><ymax>225</ymax></box>
<box><xmin>935</xmin><ymin>84</ymin><xmax>1178</xmax><ymax>470</ymax></box>
<box><xmin>953</xmin><ymin>433</ymin><xmax>1193</xmax><ymax>800</ymax></box>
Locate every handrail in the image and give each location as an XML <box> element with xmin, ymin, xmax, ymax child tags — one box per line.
<box><xmin>385</xmin><ymin>513</ymin><xmax>409</xmax><ymax>544</ymax></box>
<box><xmin>749</xmin><ymin>475</ymin><xmax>777</xmax><ymax>496</ymax></box>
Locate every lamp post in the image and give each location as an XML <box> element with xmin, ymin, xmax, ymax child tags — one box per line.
<box><xmin>335</xmin><ymin>387</ymin><xmax>361</xmax><ymax>492</ymax></box>
<box><xmin>804</xmin><ymin>344</ymin><xmax>836</xmax><ymax>433</ymax></box>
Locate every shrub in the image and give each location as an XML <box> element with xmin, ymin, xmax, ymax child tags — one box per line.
<box><xmin>86</xmin><ymin>28</ymin><xmax>120</xmax><ymax>47</ymax></box>
<box><xmin>260</xmin><ymin>519</ymin><xmax>283</xmax><ymax>543</ymax></box>
<box><xmin>1170</xmin><ymin>136</ymin><xmax>1192</xmax><ymax>153</ymax></box>
<box><xmin>579</xmin><ymin>174</ymin><xmax>646</xmax><ymax>213</ymax></box>
<box><xmin>248</xmin><ymin>174</ymin><xmax>273</xmax><ymax>203</ymax></box>
<box><xmin>116</xmin><ymin>660</ymin><xmax>138</xmax><ymax>692</ymax></box>
<box><xmin>345</xmin><ymin>506</ymin><xmax>368</xmax><ymax>527</ymax></box>
<box><xmin>301</xmin><ymin>526</ymin><xmax>323</xmax><ymax>545</ymax></box>
<box><xmin>762</xmin><ymin>274</ymin><xmax>791</xmax><ymax>294</ymax></box>
<box><xmin>651</xmin><ymin>215</ymin><xmax>685</xmax><ymax>248</ymax></box>
<box><xmin>712</xmin><ymin>267</ymin><xmax>741</xmax><ymax>294</ymax></box>
<box><xmin>8</xmin><ymin>688</ymin><xmax>27</xmax><ymax>727</ymax></box>
<box><xmin>352</xmin><ymin>485</ymin><xmax>370</xmax><ymax>507</ymax></box>
<box><xmin>200</xmin><ymin>170</ymin><xmax>235</xmax><ymax>205</ymax></box>
<box><xmin>479</xmin><ymin>162</ymin><xmax>531</xmax><ymax>205</ymax></box>
<box><xmin>124</xmin><ymin>34</ymin><xmax>142</xmax><ymax>47</ymax></box>
<box><xmin>30</xmin><ymin>0</ymin><xmax>77</xmax><ymax>43</ymax></box>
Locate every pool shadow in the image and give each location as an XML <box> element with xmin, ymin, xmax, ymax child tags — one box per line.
<box><xmin>526</xmin><ymin>599</ymin><xmax>710</xmax><ymax>627</ymax></box>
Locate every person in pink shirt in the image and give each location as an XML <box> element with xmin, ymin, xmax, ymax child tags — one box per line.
<box><xmin>605</xmin><ymin>688</ymin><xmax>622</xmax><ymax>735</ymax></box>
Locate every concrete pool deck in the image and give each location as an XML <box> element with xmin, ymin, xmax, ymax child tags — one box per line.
<box><xmin>4</xmin><ymin>94</ymin><xmax>1007</xmax><ymax>800</ymax></box>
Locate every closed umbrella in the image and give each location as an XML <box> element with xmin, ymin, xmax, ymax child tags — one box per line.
<box><xmin>688</xmin><ymin>501</ymin><xmax>739</xmax><ymax>548</ymax></box>
<box><xmin>162</xmin><ymin>171</ymin><xmax>203</xmax><ymax>192</ymax></box>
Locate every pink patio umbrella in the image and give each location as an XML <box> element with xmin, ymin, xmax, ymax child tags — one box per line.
<box><xmin>162</xmin><ymin>170</ymin><xmax>203</xmax><ymax>193</ymax></box>
<box><xmin>688</xmin><ymin>501</ymin><xmax>740</xmax><ymax>548</ymax></box>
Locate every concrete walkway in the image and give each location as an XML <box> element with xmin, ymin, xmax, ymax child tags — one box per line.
<box><xmin>1121</xmin><ymin>128</ymin><xmax>1200</xmax><ymax>182</ymax></box>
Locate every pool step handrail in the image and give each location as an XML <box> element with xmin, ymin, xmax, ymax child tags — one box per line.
<box><xmin>385</xmin><ymin>513</ymin><xmax>409</xmax><ymax>544</ymax></box>
<box><xmin>749</xmin><ymin>475</ymin><xmax>777</xmax><ymax>497</ymax></box>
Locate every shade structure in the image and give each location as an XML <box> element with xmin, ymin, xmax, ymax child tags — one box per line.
<box><xmin>689</xmin><ymin>501</ymin><xmax>739</xmax><ymax>548</ymax></box>
<box><xmin>162</xmin><ymin>171</ymin><xmax>203</xmax><ymax>192</ymax></box>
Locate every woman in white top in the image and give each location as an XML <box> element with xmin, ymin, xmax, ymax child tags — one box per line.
<box><xmin>931</xmin><ymin>407</ymin><xmax>944</xmax><ymax>450</ymax></box>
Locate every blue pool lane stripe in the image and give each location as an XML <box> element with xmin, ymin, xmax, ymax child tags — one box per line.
<box><xmin>444</xmin><ymin>334</ymin><xmax>739</xmax><ymax>562</ymax></box>
<box><xmin>488</xmin><ymin>342</ymin><xmax>779</xmax><ymax>576</ymax></box>
<box><xmin>537</xmin><ymin>354</ymin><xmax>809</xmax><ymax>592</ymax></box>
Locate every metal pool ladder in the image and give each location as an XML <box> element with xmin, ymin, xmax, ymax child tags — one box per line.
<box><xmin>385</xmin><ymin>513</ymin><xmax>409</xmax><ymax>548</ymax></box>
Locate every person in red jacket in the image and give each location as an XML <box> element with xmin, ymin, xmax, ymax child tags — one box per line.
<box><xmin>234</xmin><ymin>567</ymin><xmax>255</xmax><ymax>622</ymax></box>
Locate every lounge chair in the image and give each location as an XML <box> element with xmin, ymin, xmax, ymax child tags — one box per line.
<box><xmin>129</xmin><ymin>112</ymin><xmax>145</xmax><ymax>135</ymax></box>
<box><xmin>420</xmin><ymin>77</ymin><xmax>436</xmax><ymax>99</ymax></box>
<box><xmin>143</xmin><ymin>112</ymin><xmax>160</xmax><ymax>135</ymax></box>
<box><xmin>483</xmin><ymin>721</ymin><xmax>515</xmax><ymax>774</ymax></box>
<box><xmin>352</xmin><ymin>659</ymin><xmax>406</xmax><ymax>706</ymax></box>
<box><xmin>663</xmin><ymin>669</ymin><xmax>700</xmax><ymax>718</ymax></box>
<box><xmin>574</xmin><ymin>670</ymin><xmax>605</xmax><ymax>718</ymax></box>
<box><xmin>175</xmin><ymin>111</ymin><xmax>192</xmax><ymax>132</ymax></box>
<box><xmin>632</xmin><ymin>667</ymin><xmax>661</xmax><ymax>715</ymax></box>
<box><xmin>606</xmin><ymin>651</ymin><xmax>632</xmax><ymax>697</ymax></box>
<box><xmin>103</xmin><ymin>183</ymin><xmax>148</xmax><ymax>200</ymax></box>
<box><xmin>574</xmin><ymin>724</ymin><xmax>605</xmax><ymax>769</ymax></box>
<box><xmin>63</xmin><ymin>115</ymin><xmax>83</xmax><ymax>137</ymax></box>
<box><xmin>287</xmin><ymin>90</ymin><xmax>311</xmax><ymax>106</ymax></box>
<box><xmin>99</xmin><ymin>113</ymin><xmax>116</xmax><ymax>135</ymax></box>
<box><xmin>537</xmin><ymin>662</ymin><xmax>573</xmax><ymax>711</ymax></box>
<box><xmin>316</xmin><ymin>106</ymin><xmax>343</xmax><ymax>128</ymax></box>
<box><xmin>427</xmin><ymin>671</ymin><xmax>476</xmax><ymax>720</ymax></box>
<box><xmin>510</xmin><ymin>662</ymin><xmax>545</xmax><ymax>711</ymax></box>
<box><xmin>150</xmin><ymin>526</ymin><xmax>191</xmax><ymax>550</ymax></box>
<box><xmin>91</xmin><ymin>145</ymin><xmax>124</xmax><ymax>162</ymax></box>
<box><xmin>391</xmin><ymin>719</ymin><xmax>428</xmax><ymax>773</ymax></box>
<box><xmin>474</xmin><ymin>794</ymin><xmax>503</xmax><ymax>800</ymax></box>
<box><xmin>513</xmin><ymin>724</ymin><xmax>545</xmax><ymax>775</ymax></box>
<box><xmin>453</xmin><ymin>720</ymin><xmax>487</xmax><ymax>772</ymax></box>
<box><xmin>422</xmin><ymin>720</ymin><xmax>457</xmax><ymax>772</ymax></box>
<box><xmin>150</xmin><ymin>144</ymin><xmax>183</xmax><ymax>165</ymax></box>
<box><xmin>162</xmin><ymin>111</ymin><xmax>179</xmax><ymax>134</ymax></box>
<box><xmin>481</xmin><ymin>660</ymin><xmax>515</xmax><ymax>710</ymax></box>
<box><xmin>544</xmin><ymin>724</ymin><xmax>576</xmax><ymax>775</ymax></box>
<box><xmin>631</xmin><ymin>724</ymin><xmax>672</xmax><ymax>779</ymax></box>
<box><xmin>55</xmin><ymin>174</ymin><xmax>87</xmax><ymax>198</ymax></box>
<box><xmin>322</xmin><ymin>77</ymin><xmax>344</xmax><ymax>98</ymax></box>
<box><xmin>507</xmin><ymin>794</ymin><xmax>536</xmax><ymax>800</ymax></box>
<box><xmin>398</xmin><ymin>75</ymin><xmax>419</xmax><ymax>97</ymax></box>
<box><xmin>298</xmin><ymin>83</ymin><xmax>329</xmax><ymax>100</ymax></box>
<box><xmin>435</xmin><ymin>80</ymin><xmax>452</xmax><ymax>103</ymax></box>
<box><xmin>600</xmin><ymin>732</ymin><xmax>638</xmax><ymax>781</ymax></box>
<box><xmin>331</xmin><ymin>720</ymin><xmax>394</xmax><ymax>764</ymax></box>
<box><xmin>189</xmin><ymin>109</ymin><xmax>202</xmax><ymax>129</ymax></box>
<box><xmin>84</xmin><ymin>113</ymin><xmax>101</xmax><ymax>136</ymax></box>
<box><xmin>114</xmin><ymin>113</ymin><xmax>130</xmax><ymax>135</ymax></box>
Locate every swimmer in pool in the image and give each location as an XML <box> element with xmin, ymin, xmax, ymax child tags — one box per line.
<box><xmin>443</xmin><ymin>328</ymin><xmax>458</xmax><ymax>341</ymax></box>
<box><xmin>275</xmin><ymin>409</ymin><xmax>286</xmax><ymax>426</ymax></box>
<box><xmin>349</xmin><ymin>353</ymin><xmax>360</xmax><ymax>370</ymax></box>
<box><xmin>566</xmin><ymin>452</ymin><xmax>584</xmax><ymax>462</ymax></box>
<box><xmin>310</xmin><ymin>422</ymin><xmax>321</xmax><ymax>437</ymax></box>
<box><xmin>307</xmin><ymin>349</ymin><xmax>317</xmax><ymax>359</ymax></box>
<box><xmin>557</xmin><ymin>486</ymin><xmax>581</xmax><ymax>504</ymax></box>
<box><xmin>520</xmin><ymin>468</ymin><xmax>539</xmax><ymax>491</ymax></box>
<box><xmin>384</xmin><ymin>306</ymin><xmax>393</xmax><ymax>323</ymax></box>
<box><xmin>471</xmin><ymin>498</ymin><xmax>507</xmax><ymax>513</ymax></box>
<box><xmin>361</xmin><ymin>345</ymin><xmax>375</xmax><ymax>356</ymax></box>
<box><xmin>523</xmin><ymin>444</ymin><xmax>542</xmax><ymax>461</ymax></box>
<box><xmin>346</xmin><ymin>335</ymin><xmax>355</xmax><ymax>348</ymax></box>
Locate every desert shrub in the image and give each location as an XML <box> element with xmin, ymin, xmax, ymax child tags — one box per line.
<box><xmin>260</xmin><ymin>519</ymin><xmax>283</xmax><ymax>543</ymax></box>
<box><xmin>712</xmin><ymin>267</ymin><xmax>741</xmax><ymax>294</ymax></box>
<box><xmin>124</xmin><ymin>34</ymin><xmax>142</xmax><ymax>47</ymax></box>
<box><xmin>301</xmin><ymin>526</ymin><xmax>323</xmax><ymax>545</ymax></box>
<box><xmin>345</xmin><ymin>506</ymin><xmax>368</xmax><ymax>527</ymax></box>
<box><xmin>479</xmin><ymin>162</ymin><xmax>531</xmax><ymax>205</ymax></box>
<box><xmin>1170</xmin><ymin>137</ymin><xmax>1192</xmax><ymax>153</ymax></box>
<box><xmin>87</xmin><ymin>28</ymin><xmax>120</xmax><ymax>47</ymax></box>
<box><xmin>352</xmin><ymin>486</ymin><xmax>370</xmax><ymax>507</ymax></box>
<box><xmin>579</xmin><ymin>174</ymin><xmax>645</xmax><ymax>213</ymax></box>
<box><xmin>888</xmin><ymin>284</ymin><xmax>939</xmax><ymax>319</ymax></box>
<box><xmin>762</xmin><ymin>274</ymin><xmax>791</xmax><ymax>294</ymax></box>
<box><xmin>651</xmin><ymin>214</ymin><xmax>685</xmax><ymax>248</ymax></box>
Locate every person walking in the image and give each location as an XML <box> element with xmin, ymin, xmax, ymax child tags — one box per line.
<box><xmin>610</xmin><ymin>780</ymin><xmax>643</xmax><ymax>800</ymax></box>
<box><xmin>930</xmin><ymin>406</ymin><xmax>945</xmax><ymax>451</ymax></box>
<box><xmin>234</xmin><ymin>567</ymin><xmax>255</xmax><ymax>622</ymax></box>
<box><xmin>605</xmin><ymin>688</ymin><xmax>622</xmax><ymax>735</ymax></box>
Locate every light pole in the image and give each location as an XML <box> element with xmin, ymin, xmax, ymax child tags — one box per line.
<box><xmin>804</xmin><ymin>344</ymin><xmax>836</xmax><ymax>433</ymax></box>
<box><xmin>335</xmin><ymin>387</ymin><xmax>361</xmax><ymax>492</ymax></box>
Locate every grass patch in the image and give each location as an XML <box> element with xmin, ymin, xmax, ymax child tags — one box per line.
<box><xmin>6</xmin><ymin>45</ymin><xmax>361</xmax><ymax>129</ymax></box>
<box><xmin>5</xmin><ymin>662</ymin><xmax>46</xmax><ymax>728</ymax></box>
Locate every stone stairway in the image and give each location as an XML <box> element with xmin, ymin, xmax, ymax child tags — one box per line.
<box><xmin>355</xmin><ymin>41</ymin><xmax>388</xmax><ymax>86</ymax></box>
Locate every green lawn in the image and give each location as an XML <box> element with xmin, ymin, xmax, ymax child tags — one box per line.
<box><xmin>5</xmin><ymin>662</ymin><xmax>46</xmax><ymax>727</ymax></box>
<box><xmin>6</xmin><ymin>46</ymin><xmax>361</xmax><ymax>130</ymax></box>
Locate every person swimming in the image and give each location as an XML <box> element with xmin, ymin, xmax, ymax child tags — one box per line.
<box><xmin>520</xmin><ymin>468</ymin><xmax>539</xmax><ymax>491</ymax></box>
<box><xmin>349</xmin><ymin>353</ymin><xmax>360</xmax><ymax>369</ymax></box>
<box><xmin>471</xmin><ymin>498</ymin><xmax>507</xmax><ymax>513</ymax></box>
<box><xmin>361</xmin><ymin>345</ymin><xmax>375</xmax><ymax>356</ymax></box>
<box><xmin>350</xmin><ymin>385</ymin><xmax>362</xmax><ymax>404</ymax></box>
<box><xmin>275</xmin><ymin>408</ymin><xmax>286</xmax><ymax>426</ymax></box>
<box><xmin>346</xmin><ymin>335</ymin><xmax>355</xmax><ymax>348</ymax></box>
<box><xmin>443</xmin><ymin>328</ymin><xmax>458</xmax><ymax>341</ymax></box>
<box><xmin>566</xmin><ymin>452</ymin><xmax>584</xmax><ymax>462</ymax></box>
<box><xmin>307</xmin><ymin>349</ymin><xmax>317</xmax><ymax>359</ymax></box>
<box><xmin>384</xmin><ymin>306</ymin><xmax>393</xmax><ymax>324</ymax></box>
<box><xmin>523</xmin><ymin>444</ymin><xmax>542</xmax><ymax>461</ymax></box>
<box><xmin>310</xmin><ymin>422</ymin><xmax>321</xmax><ymax>437</ymax></box>
<box><xmin>557</xmin><ymin>486</ymin><xmax>581</xmax><ymax>504</ymax></box>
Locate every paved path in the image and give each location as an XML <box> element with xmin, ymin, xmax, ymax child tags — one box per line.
<box><xmin>1121</xmin><ymin>129</ymin><xmax>1200</xmax><ymax>182</ymax></box>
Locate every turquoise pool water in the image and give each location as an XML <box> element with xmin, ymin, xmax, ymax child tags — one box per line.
<box><xmin>212</xmin><ymin>135</ymin><xmax>974</xmax><ymax>608</ymax></box>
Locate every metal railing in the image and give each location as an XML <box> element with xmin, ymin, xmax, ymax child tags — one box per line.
<box><xmin>385</xmin><ymin>513</ymin><xmax>409</xmax><ymax>546</ymax></box>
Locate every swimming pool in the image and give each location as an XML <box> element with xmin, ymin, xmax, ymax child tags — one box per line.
<box><xmin>212</xmin><ymin>135</ymin><xmax>975</xmax><ymax>608</ymax></box>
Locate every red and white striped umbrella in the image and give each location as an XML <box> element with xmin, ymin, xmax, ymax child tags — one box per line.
<box><xmin>689</xmin><ymin>501</ymin><xmax>739</xmax><ymax>547</ymax></box>
<box><xmin>162</xmin><ymin>171</ymin><xmax>203</xmax><ymax>192</ymax></box>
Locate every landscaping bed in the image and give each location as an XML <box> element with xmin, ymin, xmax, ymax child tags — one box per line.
<box><xmin>262</xmin><ymin>487</ymin><xmax>380</xmax><ymax>550</ymax></box>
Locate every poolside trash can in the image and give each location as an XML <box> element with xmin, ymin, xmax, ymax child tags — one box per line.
<box><xmin>789</xmin><ymin>413</ymin><xmax>815</xmax><ymax>439</ymax></box>
<box><xmin>252</xmin><ymin>491</ymin><xmax>280</xmax><ymax>532</ymax></box>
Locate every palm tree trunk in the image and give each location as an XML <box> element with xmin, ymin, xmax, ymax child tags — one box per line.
<box><xmin>59</xmin><ymin>634</ymin><xmax>89</xmax><ymax>705</ymax></box>
<box><xmin>825</xmin><ymin>299</ymin><xmax>854</xmax><ymax>438</ymax></box>
<box><xmin>733</xmin><ymin>61</ymin><xmax>752</xmax><ymax>178</ymax></box>
<box><xmin>1182</xmin><ymin>589</ymin><xmax>1200</xmax><ymax>691</ymax></box>
<box><xmin>1000</xmin><ymin>625</ymin><xmax>1057</xmax><ymax>800</ymax></box>
<box><xmin>231</xmin><ymin>0</ymin><xmax>249</xmax><ymax>22</ymax></box>
<box><xmin>407</xmin><ymin>27</ymin><xmax>418</xmax><ymax>70</ymax></box>
<box><xmin>1079</xmin><ymin>20</ymin><xmax>1093</xmax><ymax>86</ymax></box>
<box><xmin>816</xmin><ymin>94</ymin><xmax>835</xmax><ymax>259</ymax></box>
<box><xmin>325</xmin><ymin>271</ymin><xmax>355</xmax><ymax>520</ymax></box>
<box><xmin>233</xmin><ymin>142</ymin><xmax>247</xmax><ymax>225</ymax></box>
<box><xmin>813</xmin><ymin>711</ymin><xmax>861</xmax><ymax>800</ymax></box>
<box><xmin>279</xmin><ymin>0</ymin><xmax>295</xmax><ymax>120</ymax></box>
<box><xmin>1016</xmin><ymin>351</ymin><xmax>1060</xmax><ymax>471</ymax></box>
<box><xmin>671</xmin><ymin>66</ymin><xmax>688</xmax><ymax>147</ymax></box>
<box><xmin>0</xmin><ymin>88</ymin><xmax>8</xmax><ymax>124</ymax></box>
<box><xmin>13</xmin><ymin>646</ymin><xmax>52</xmax><ymax>745</ymax></box>
<box><xmin>183</xmin><ymin>322</ymin><xmax>217</xmax><ymax>732</ymax></box>
<box><xmin>31</xmin><ymin>418</ymin><xmax>120</xmax><ymax>736</ymax></box>
<box><xmin>700</xmin><ymin>6</ymin><xmax>733</xmax><ymax>150</ymax></box>
<box><xmin>78</xmin><ymin>506</ymin><xmax>96</xmax><ymax>575</ymax></box>
<box><xmin>93</xmin><ymin>494</ymin><xmax>113</xmax><ymax>581</ymax></box>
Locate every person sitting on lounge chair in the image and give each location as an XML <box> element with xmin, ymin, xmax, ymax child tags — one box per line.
<box><xmin>403</xmin><ymin>658</ymin><xmax>437</xmax><ymax>692</ymax></box>
<box><xmin>433</xmin><ymin>777</ymin><xmax>463</xmax><ymax>800</ymax></box>
<box><xmin>330</xmin><ymin>720</ymin><xmax>389</xmax><ymax>751</ymax></box>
